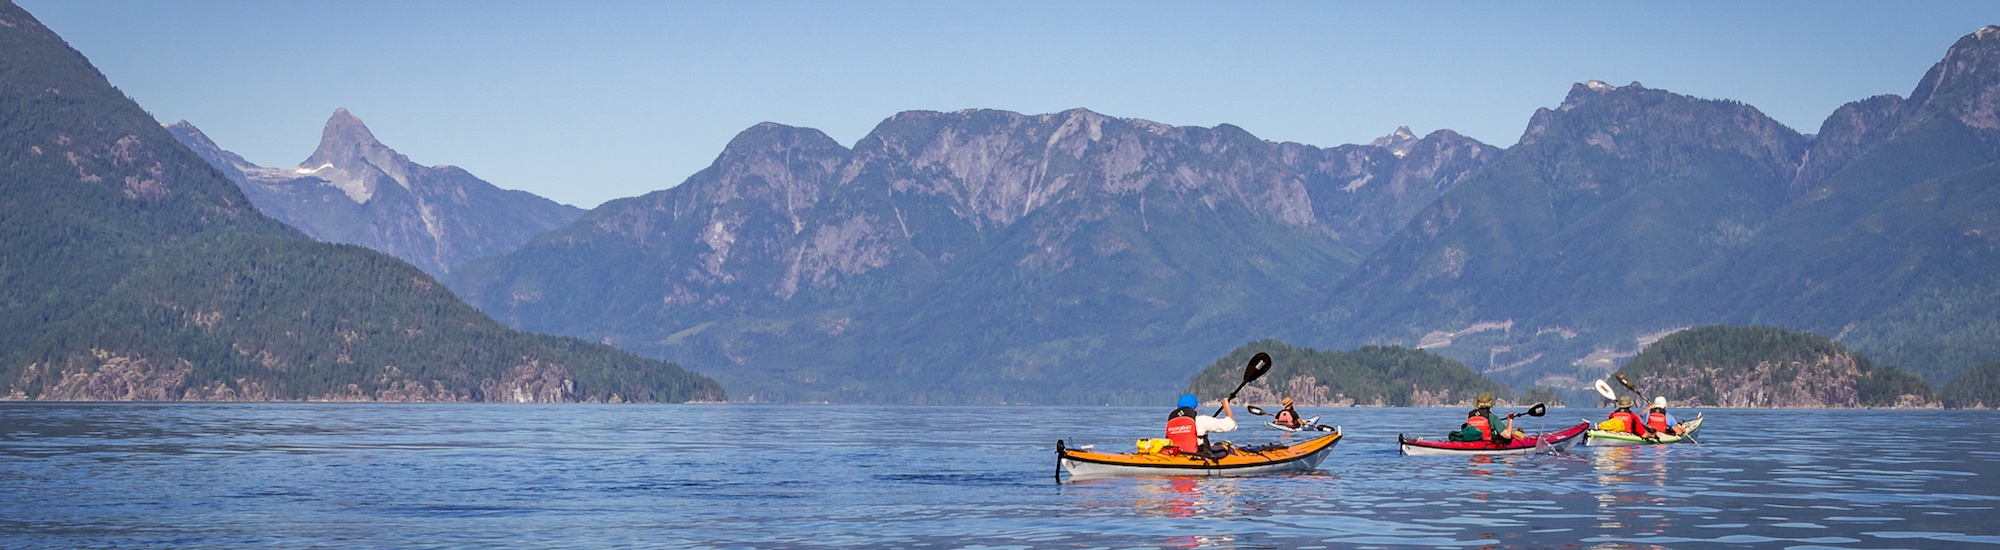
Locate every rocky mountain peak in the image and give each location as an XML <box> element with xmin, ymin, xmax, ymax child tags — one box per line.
<box><xmin>1559</xmin><ymin>80</ymin><xmax>1645</xmax><ymax>111</ymax></box>
<box><xmin>1906</xmin><ymin>25</ymin><xmax>2000</xmax><ymax>130</ymax></box>
<box><xmin>304</xmin><ymin>108</ymin><xmax>388</xmax><ymax>164</ymax></box>
<box><xmin>1369</xmin><ymin>126</ymin><xmax>1420</xmax><ymax>157</ymax></box>
<box><xmin>296</xmin><ymin>108</ymin><xmax>414</xmax><ymax>203</ymax></box>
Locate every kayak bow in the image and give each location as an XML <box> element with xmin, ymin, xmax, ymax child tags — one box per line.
<box><xmin>1057</xmin><ymin>429</ymin><xmax>1342</xmax><ymax>478</ymax></box>
<box><xmin>1267</xmin><ymin>416</ymin><xmax>1322</xmax><ymax>432</ymax></box>
<box><xmin>1398</xmin><ymin>423</ymin><xmax>1588</xmax><ymax>456</ymax></box>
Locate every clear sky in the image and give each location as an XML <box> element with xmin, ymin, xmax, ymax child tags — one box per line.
<box><xmin>19</xmin><ymin>1</ymin><xmax>1997</xmax><ymax>208</ymax></box>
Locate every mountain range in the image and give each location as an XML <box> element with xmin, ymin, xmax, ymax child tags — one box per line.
<box><xmin>0</xmin><ymin>0</ymin><xmax>719</xmax><ymax>403</ymax></box>
<box><xmin>448</xmin><ymin>111</ymin><xmax>1498</xmax><ymax>403</ymax></box>
<box><xmin>168</xmin><ymin>111</ymin><xmax>583</xmax><ymax>276</ymax></box>
<box><xmin>14</xmin><ymin>0</ymin><xmax>1995</xmax><ymax>406</ymax></box>
<box><xmin>449</xmin><ymin>25</ymin><xmax>2000</xmax><ymax>405</ymax></box>
<box><xmin>1290</xmin><ymin>26</ymin><xmax>2000</xmax><ymax>397</ymax></box>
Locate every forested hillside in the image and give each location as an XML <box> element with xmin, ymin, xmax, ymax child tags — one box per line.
<box><xmin>0</xmin><ymin>1</ymin><xmax>721</xmax><ymax>403</ymax></box>
<box><xmin>1186</xmin><ymin>340</ymin><xmax>1513</xmax><ymax>407</ymax></box>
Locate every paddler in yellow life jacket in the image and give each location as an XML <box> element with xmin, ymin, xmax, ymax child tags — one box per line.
<box><xmin>1453</xmin><ymin>392</ymin><xmax>1527</xmax><ymax>444</ymax></box>
<box><xmin>1271</xmin><ymin>397</ymin><xmax>1305</xmax><ymax>429</ymax></box>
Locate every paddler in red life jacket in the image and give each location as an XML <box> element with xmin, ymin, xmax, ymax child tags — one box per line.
<box><xmin>1165</xmin><ymin>393</ymin><xmax>1238</xmax><ymax>458</ymax></box>
<box><xmin>1463</xmin><ymin>392</ymin><xmax>1527</xmax><ymax>444</ymax></box>
<box><xmin>1606</xmin><ymin>395</ymin><xmax>1645</xmax><ymax>435</ymax></box>
<box><xmin>1644</xmin><ymin>396</ymin><xmax>1683</xmax><ymax>436</ymax></box>
<box><xmin>1271</xmin><ymin>397</ymin><xmax>1305</xmax><ymax>429</ymax></box>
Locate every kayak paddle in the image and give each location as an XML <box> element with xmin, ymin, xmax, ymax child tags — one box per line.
<box><xmin>1504</xmin><ymin>403</ymin><xmax>1548</xmax><ymax>420</ymax></box>
<box><xmin>1215</xmin><ymin>352</ymin><xmax>1272</xmax><ymax>416</ymax></box>
<box><xmin>1245</xmin><ymin>405</ymin><xmax>1269</xmax><ymax>416</ymax></box>
<box><xmin>1614</xmin><ymin>373</ymin><xmax>1645</xmax><ymax>400</ymax></box>
<box><xmin>1594</xmin><ymin>379</ymin><xmax>1618</xmax><ymax>402</ymax></box>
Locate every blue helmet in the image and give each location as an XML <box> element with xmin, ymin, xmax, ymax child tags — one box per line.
<box><xmin>1176</xmin><ymin>394</ymin><xmax>1199</xmax><ymax>409</ymax></box>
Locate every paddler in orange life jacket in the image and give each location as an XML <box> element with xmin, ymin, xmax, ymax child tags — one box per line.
<box><xmin>1462</xmin><ymin>392</ymin><xmax>1528</xmax><ymax>444</ymax></box>
<box><xmin>1271</xmin><ymin>397</ymin><xmax>1305</xmax><ymax>429</ymax></box>
<box><xmin>1166</xmin><ymin>393</ymin><xmax>1238</xmax><ymax>458</ymax></box>
<box><xmin>1606</xmin><ymin>395</ymin><xmax>1644</xmax><ymax>435</ymax></box>
<box><xmin>1644</xmin><ymin>396</ymin><xmax>1683</xmax><ymax>436</ymax></box>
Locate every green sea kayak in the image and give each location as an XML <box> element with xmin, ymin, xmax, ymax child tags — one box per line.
<box><xmin>1584</xmin><ymin>414</ymin><xmax>1704</xmax><ymax>447</ymax></box>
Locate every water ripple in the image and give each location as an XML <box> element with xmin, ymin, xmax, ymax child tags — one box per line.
<box><xmin>1</xmin><ymin>404</ymin><xmax>1997</xmax><ymax>548</ymax></box>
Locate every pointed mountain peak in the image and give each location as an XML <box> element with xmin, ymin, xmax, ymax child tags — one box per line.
<box><xmin>1906</xmin><ymin>25</ymin><xmax>2000</xmax><ymax>130</ymax></box>
<box><xmin>296</xmin><ymin>108</ymin><xmax>413</xmax><ymax>203</ymax></box>
<box><xmin>1369</xmin><ymin>126</ymin><xmax>1420</xmax><ymax>157</ymax></box>
<box><xmin>305</xmin><ymin>108</ymin><xmax>389</xmax><ymax>165</ymax></box>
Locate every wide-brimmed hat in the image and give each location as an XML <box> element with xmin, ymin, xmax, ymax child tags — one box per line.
<box><xmin>1616</xmin><ymin>395</ymin><xmax>1633</xmax><ymax>408</ymax></box>
<box><xmin>1652</xmin><ymin>396</ymin><xmax>1668</xmax><ymax>409</ymax></box>
<box><xmin>1475</xmin><ymin>392</ymin><xmax>1495</xmax><ymax>408</ymax></box>
<box><xmin>1282</xmin><ymin>397</ymin><xmax>1294</xmax><ymax>407</ymax></box>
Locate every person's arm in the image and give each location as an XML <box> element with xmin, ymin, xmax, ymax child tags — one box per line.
<box><xmin>1221</xmin><ymin>397</ymin><xmax>1234</xmax><ymax>420</ymax></box>
<box><xmin>1196</xmin><ymin>414</ymin><xmax>1238</xmax><ymax>434</ymax></box>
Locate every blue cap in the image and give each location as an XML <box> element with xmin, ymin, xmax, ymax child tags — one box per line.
<box><xmin>1177</xmin><ymin>394</ymin><xmax>1199</xmax><ymax>409</ymax></box>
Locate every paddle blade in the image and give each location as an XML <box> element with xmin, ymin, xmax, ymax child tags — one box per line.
<box><xmin>1526</xmin><ymin>403</ymin><xmax>1548</xmax><ymax>417</ymax></box>
<box><xmin>1314</xmin><ymin>424</ymin><xmax>1337</xmax><ymax>432</ymax></box>
<box><xmin>1594</xmin><ymin>380</ymin><xmax>1617</xmax><ymax>401</ymax></box>
<box><xmin>1614</xmin><ymin>373</ymin><xmax>1641</xmax><ymax>394</ymax></box>
<box><xmin>1246</xmin><ymin>405</ymin><xmax>1268</xmax><ymax>416</ymax></box>
<box><xmin>1243</xmin><ymin>352</ymin><xmax>1273</xmax><ymax>384</ymax></box>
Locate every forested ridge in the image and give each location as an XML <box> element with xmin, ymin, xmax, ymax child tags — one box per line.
<box><xmin>1187</xmin><ymin>340</ymin><xmax>1514</xmax><ymax>407</ymax></box>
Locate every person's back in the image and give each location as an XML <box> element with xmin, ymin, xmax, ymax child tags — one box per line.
<box><xmin>1645</xmin><ymin>396</ymin><xmax>1681</xmax><ymax>435</ymax></box>
<box><xmin>1606</xmin><ymin>396</ymin><xmax>1643</xmax><ymax>435</ymax></box>
<box><xmin>1273</xmin><ymin>397</ymin><xmax>1302</xmax><ymax>428</ymax></box>
<box><xmin>1465</xmin><ymin>392</ymin><xmax>1521</xmax><ymax>444</ymax></box>
<box><xmin>1166</xmin><ymin>395</ymin><xmax>1202</xmax><ymax>454</ymax></box>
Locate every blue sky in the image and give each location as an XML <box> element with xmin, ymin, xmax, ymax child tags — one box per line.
<box><xmin>20</xmin><ymin>1</ymin><xmax>1997</xmax><ymax>208</ymax></box>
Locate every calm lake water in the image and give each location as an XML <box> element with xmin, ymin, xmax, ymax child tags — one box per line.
<box><xmin>2</xmin><ymin>404</ymin><xmax>1997</xmax><ymax>548</ymax></box>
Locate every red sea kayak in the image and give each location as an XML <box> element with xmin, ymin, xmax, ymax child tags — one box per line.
<box><xmin>1398</xmin><ymin>423</ymin><xmax>1588</xmax><ymax>456</ymax></box>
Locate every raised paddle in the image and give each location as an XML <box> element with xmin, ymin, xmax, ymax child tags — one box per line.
<box><xmin>1595</xmin><ymin>379</ymin><xmax>1618</xmax><ymax>402</ymax></box>
<box><xmin>1214</xmin><ymin>352</ymin><xmax>1273</xmax><ymax>416</ymax></box>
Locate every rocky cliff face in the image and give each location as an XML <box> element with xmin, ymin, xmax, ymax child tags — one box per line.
<box><xmin>1615</xmin><ymin>326</ymin><xmax>1940</xmax><ymax>408</ymax></box>
<box><xmin>168</xmin><ymin>112</ymin><xmax>583</xmax><ymax>275</ymax></box>
<box><xmin>451</xmin><ymin>108</ymin><xmax>1498</xmax><ymax>403</ymax></box>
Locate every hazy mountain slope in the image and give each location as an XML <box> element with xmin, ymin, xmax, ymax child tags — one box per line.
<box><xmin>168</xmin><ymin>112</ymin><xmax>584</xmax><ymax>275</ymax></box>
<box><xmin>1292</xmin><ymin>81</ymin><xmax>1810</xmax><ymax>389</ymax></box>
<box><xmin>1294</xmin><ymin>26</ymin><xmax>2000</xmax><ymax>396</ymax></box>
<box><xmin>452</xmin><ymin>109</ymin><xmax>1498</xmax><ymax>403</ymax></box>
<box><xmin>0</xmin><ymin>0</ymin><xmax>720</xmax><ymax>403</ymax></box>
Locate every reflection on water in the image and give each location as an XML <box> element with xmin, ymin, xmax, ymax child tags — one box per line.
<box><xmin>1</xmin><ymin>404</ymin><xmax>1997</xmax><ymax>548</ymax></box>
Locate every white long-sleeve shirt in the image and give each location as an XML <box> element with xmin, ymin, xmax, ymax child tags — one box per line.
<box><xmin>1194</xmin><ymin>415</ymin><xmax>1237</xmax><ymax>436</ymax></box>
